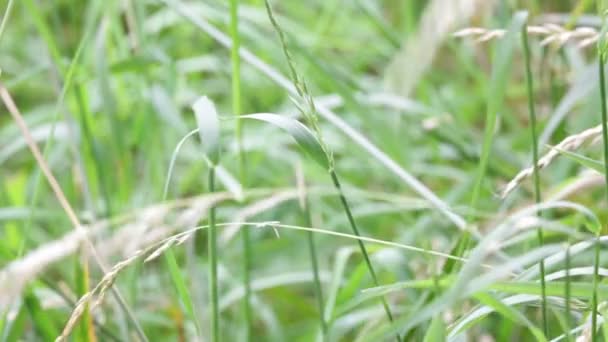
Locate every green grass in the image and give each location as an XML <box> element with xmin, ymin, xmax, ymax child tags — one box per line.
<box><xmin>2</xmin><ymin>0</ymin><xmax>608</xmax><ymax>341</ymax></box>
<box><xmin>521</xmin><ymin>16</ymin><xmax>548</xmax><ymax>335</ymax></box>
<box><xmin>298</xmin><ymin>169</ymin><xmax>328</xmax><ymax>339</ymax></box>
<box><xmin>208</xmin><ymin>166</ymin><xmax>219</xmax><ymax>342</ymax></box>
<box><xmin>228</xmin><ymin>1</ymin><xmax>254</xmax><ymax>339</ymax></box>
<box><xmin>594</xmin><ymin>6</ymin><xmax>608</xmax><ymax>340</ymax></box>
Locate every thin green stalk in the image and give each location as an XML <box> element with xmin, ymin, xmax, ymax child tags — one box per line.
<box><xmin>594</xmin><ymin>48</ymin><xmax>608</xmax><ymax>342</ymax></box>
<box><xmin>229</xmin><ymin>0</ymin><xmax>252</xmax><ymax>338</ymax></box>
<box><xmin>329</xmin><ymin>171</ymin><xmax>400</xmax><ymax>341</ymax></box>
<box><xmin>230</xmin><ymin>0</ymin><xmax>243</xmax><ymax>170</ymax></box>
<box><xmin>74</xmin><ymin>84</ymin><xmax>113</xmax><ymax>217</ymax></box>
<box><xmin>565</xmin><ymin>245</ymin><xmax>572</xmax><ymax>342</ymax></box>
<box><xmin>306</xmin><ymin>231</ymin><xmax>327</xmax><ymax>339</ymax></box>
<box><xmin>161</xmin><ymin>147</ymin><xmax>202</xmax><ymax>338</ymax></box>
<box><xmin>592</xmin><ymin>235</ymin><xmax>601</xmax><ymax>342</ymax></box>
<box><xmin>522</xmin><ymin>24</ymin><xmax>548</xmax><ymax>336</ymax></box>
<box><xmin>0</xmin><ymin>1</ymin><xmax>16</xmax><ymax>334</ymax></box>
<box><xmin>0</xmin><ymin>0</ymin><xmax>14</xmax><ymax>47</ymax></box>
<box><xmin>300</xmin><ymin>193</ymin><xmax>328</xmax><ymax>339</ymax></box>
<box><xmin>208</xmin><ymin>167</ymin><xmax>219</xmax><ymax>342</ymax></box>
<box><xmin>596</xmin><ymin>4</ymin><xmax>608</xmax><ymax>340</ymax></box>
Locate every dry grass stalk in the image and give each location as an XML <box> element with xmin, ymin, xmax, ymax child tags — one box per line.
<box><xmin>454</xmin><ymin>24</ymin><xmax>602</xmax><ymax>48</ymax></box>
<box><xmin>57</xmin><ymin>251</ymin><xmax>146</xmax><ymax>341</ymax></box>
<box><xmin>501</xmin><ymin>124</ymin><xmax>602</xmax><ymax>198</ymax></box>
<box><xmin>548</xmin><ymin>169</ymin><xmax>604</xmax><ymax>201</ymax></box>
<box><xmin>58</xmin><ymin>220</ymin><xmax>235</xmax><ymax>340</ymax></box>
<box><xmin>0</xmin><ymin>85</ymin><xmax>97</xmax><ymax>259</ymax></box>
<box><xmin>219</xmin><ymin>190</ymin><xmax>297</xmax><ymax>245</ymax></box>
<box><xmin>0</xmin><ymin>84</ymin><xmax>138</xmax><ymax>333</ymax></box>
<box><xmin>0</xmin><ymin>192</ymin><xmax>233</xmax><ymax>309</ymax></box>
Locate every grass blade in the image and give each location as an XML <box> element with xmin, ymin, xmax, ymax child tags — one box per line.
<box><xmin>24</xmin><ymin>290</ymin><xmax>58</xmax><ymax>341</ymax></box>
<box><xmin>208</xmin><ymin>167</ymin><xmax>219</xmax><ymax>342</ymax></box>
<box><xmin>0</xmin><ymin>0</ymin><xmax>14</xmax><ymax>54</ymax></box>
<box><xmin>3</xmin><ymin>301</ymin><xmax>27</xmax><ymax>342</ymax></box>
<box><xmin>228</xmin><ymin>0</ymin><xmax>253</xmax><ymax>338</ymax></box>
<box><xmin>193</xmin><ymin>96</ymin><xmax>221</xmax><ymax>166</ymax></box>
<box><xmin>164</xmin><ymin>249</ymin><xmax>202</xmax><ymax>337</ymax></box>
<box><xmin>192</xmin><ymin>96</ymin><xmax>222</xmax><ymax>340</ymax></box>
<box><xmin>296</xmin><ymin>164</ymin><xmax>328</xmax><ymax>339</ymax></box>
<box><xmin>594</xmin><ymin>5</ymin><xmax>608</xmax><ymax>339</ymax></box>
<box><xmin>73</xmin><ymin>255</ymin><xmax>95</xmax><ymax>342</ymax></box>
<box><xmin>554</xmin><ymin>147</ymin><xmax>605</xmax><ymax>174</ymax></box>
<box><xmin>241</xmin><ymin>113</ymin><xmax>330</xmax><ymax>169</ymax></box>
<box><xmin>473</xmin><ymin>292</ymin><xmax>546</xmax><ymax>342</ymax></box>
<box><xmin>422</xmin><ymin>315</ymin><xmax>446</xmax><ymax>342</ymax></box>
<box><xmin>0</xmin><ymin>86</ymin><xmax>148</xmax><ymax>342</ymax></box>
<box><xmin>565</xmin><ymin>245</ymin><xmax>572</xmax><ymax>342</ymax></box>
<box><xmin>522</xmin><ymin>17</ymin><xmax>548</xmax><ymax>335</ymax></box>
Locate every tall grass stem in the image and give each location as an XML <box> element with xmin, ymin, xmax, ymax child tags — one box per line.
<box><xmin>522</xmin><ymin>23</ymin><xmax>548</xmax><ymax>335</ymax></box>
<box><xmin>229</xmin><ymin>0</ymin><xmax>253</xmax><ymax>338</ymax></box>
<box><xmin>565</xmin><ymin>245</ymin><xmax>572</xmax><ymax>342</ymax></box>
<box><xmin>299</xmin><ymin>180</ymin><xmax>328</xmax><ymax>339</ymax></box>
<box><xmin>208</xmin><ymin>167</ymin><xmax>219</xmax><ymax>342</ymax></box>
<box><xmin>594</xmin><ymin>45</ymin><xmax>608</xmax><ymax>342</ymax></box>
<box><xmin>0</xmin><ymin>0</ymin><xmax>14</xmax><ymax>47</ymax></box>
<box><xmin>329</xmin><ymin>171</ymin><xmax>399</xmax><ymax>341</ymax></box>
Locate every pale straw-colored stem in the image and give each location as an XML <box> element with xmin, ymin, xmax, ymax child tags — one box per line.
<box><xmin>502</xmin><ymin>124</ymin><xmax>602</xmax><ymax>198</ymax></box>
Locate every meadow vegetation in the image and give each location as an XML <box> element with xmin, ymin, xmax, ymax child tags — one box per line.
<box><xmin>2</xmin><ymin>0</ymin><xmax>608</xmax><ymax>341</ymax></box>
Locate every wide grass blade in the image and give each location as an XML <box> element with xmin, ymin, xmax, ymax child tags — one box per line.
<box><xmin>473</xmin><ymin>292</ymin><xmax>546</xmax><ymax>342</ymax></box>
<box><xmin>422</xmin><ymin>315</ymin><xmax>446</xmax><ymax>342</ymax></box>
<box><xmin>241</xmin><ymin>113</ymin><xmax>330</xmax><ymax>169</ymax></box>
<box><xmin>193</xmin><ymin>96</ymin><xmax>221</xmax><ymax>166</ymax></box>
<box><xmin>24</xmin><ymin>290</ymin><xmax>58</xmax><ymax>341</ymax></box>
